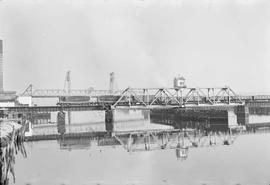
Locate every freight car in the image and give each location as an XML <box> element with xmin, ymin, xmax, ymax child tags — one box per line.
<box><xmin>57</xmin><ymin>94</ymin><xmax>170</xmax><ymax>106</ymax></box>
<box><xmin>57</xmin><ymin>95</ymin><xmax>132</xmax><ymax>106</ymax></box>
<box><xmin>57</xmin><ymin>96</ymin><xmax>93</xmax><ymax>106</ymax></box>
<box><xmin>96</xmin><ymin>95</ymin><xmax>134</xmax><ymax>105</ymax></box>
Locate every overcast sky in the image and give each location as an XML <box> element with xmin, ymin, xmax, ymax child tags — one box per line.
<box><xmin>0</xmin><ymin>0</ymin><xmax>270</xmax><ymax>94</ymax></box>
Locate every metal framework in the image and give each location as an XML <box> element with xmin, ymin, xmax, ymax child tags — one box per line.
<box><xmin>110</xmin><ymin>87</ymin><xmax>244</xmax><ymax>107</ymax></box>
<box><xmin>20</xmin><ymin>84</ymin><xmax>270</xmax><ymax>108</ymax></box>
<box><xmin>112</xmin><ymin>129</ymin><xmax>236</xmax><ymax>154</ymax></box>
<box><xmin>21</xmin><ymin>84</ymin><xmax>114</xmax><ymax>97</ymax></box>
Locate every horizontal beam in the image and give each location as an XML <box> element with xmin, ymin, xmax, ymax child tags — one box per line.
<box><xmin>6</xmin><ymin>105</ymin><xmax>105</xmax><ymax>113</ymax></box>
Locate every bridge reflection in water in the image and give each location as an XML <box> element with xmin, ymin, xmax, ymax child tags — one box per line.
<box><xmin>8</xmin><ymin>108</ymin><xmax>247</xmax><ymax>185</ymax></box>
<box><xmin>58</xmin><ymin>130</ymin><xmax>236</xmax><ymax>161</ymax></box>
<box><xmin>11</xmin><ymin>126</ymin><xmax>270</xmax><ymax>185</ymax></box>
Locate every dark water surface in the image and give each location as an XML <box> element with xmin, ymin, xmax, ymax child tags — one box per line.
<box><xmin>10</xmin><ymin>132</ymin><xmax>270</xmax><ymax>185</ymax></box>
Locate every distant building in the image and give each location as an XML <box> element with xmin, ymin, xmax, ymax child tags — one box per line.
<box><xmin>0</xmin><ymin>39</ymin><xmax>17</xmax><ymax>107</ymax></box>
<box><xmin>17</xmin><ymin>96</ymin><xmax>32</xmax><ymax>106</ymax></box>
<box><xmin>173</xmin><ymin>75</ymin><xmax>186</xmax><ymax>89</ymax></box>
<box><xmin>0</xmin><ymin>92</ymin><xmax>17</xmax><ymax>107</ymax></box>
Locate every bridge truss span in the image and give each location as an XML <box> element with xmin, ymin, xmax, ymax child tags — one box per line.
<box><xmin>21</xmin><ymin>84</ymin><xmax>115</xmax><ymax>98</ymax></box>
<box><xmin>110</xmin><ymin>86</ymin><xmax>244</xmax><ymax>108</ymax></box>
<box><xmin>20</xmin><ymin>84</ymin><xmax>244</xmax><ymax>107</ymax></box>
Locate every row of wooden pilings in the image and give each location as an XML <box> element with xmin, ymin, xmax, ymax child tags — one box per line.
<box><xmin>0</xmin><ymin>120</ymin><xmax>27</xmax><ymax>185</ymax></box>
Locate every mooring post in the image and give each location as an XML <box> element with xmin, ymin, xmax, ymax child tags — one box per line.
<box><xmin>105</xmin><ymin>105</ymin><xmax>115</xmax><ymax>135</ymax></box>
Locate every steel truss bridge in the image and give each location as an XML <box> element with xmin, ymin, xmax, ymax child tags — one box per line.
<box><xmin>109</xmin><ymin>86</ymin><xmax>244</xmax><ymax>107</ymax></box>
<box><xmin>19</xmin><ymin>85</ymin><xmax>247</xmax><ymax>108</ymax></box>
<box><xmin>21</xmin><ymin>84</ymin><xmax>270</xmax><ymax>103</ymax></box>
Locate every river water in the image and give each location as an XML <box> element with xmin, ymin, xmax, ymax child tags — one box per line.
<box><xmin>10</xmin><ymin>126</ymin><xmax>270</xmax><ymax>185</ymax></box>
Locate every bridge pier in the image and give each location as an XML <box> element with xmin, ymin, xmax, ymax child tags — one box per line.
<box><xmin>105</xmin><ymin>107</ymin><xmax>115</xmax><ymax>134</ymax></box>
<box><xmin>104</xmin><ymin>108</ymin><xmax>150</xmax><ymax>134</ymax></box>
<box><xmin>236</xmin><ymin>105</ymin><xmax>249</xmax><ymax>125</ymax></box>
<box><xmin>57</xmin><ymin>111</ymin><xmax>66</xmax><ymax>135</ymax></box>
<box><xmin>150</xmin><ymin>106</ymin><xmax>245</xmax><ymax>132</ymax></box>
<box><xmin>68</xmin><ymin>110</ymin><xmax>71</xmax><ymax>125</ymax></box>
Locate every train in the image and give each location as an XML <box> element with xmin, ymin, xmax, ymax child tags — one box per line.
<box><xmin>57</xmin><ymin>95</ymin><xmax>136</xmax><ymax>106</ymax></box>
<box><xmin>57</xmin><ymin>96</ymin><xmax>94</xmax><ymax>106</ymax></box>
<box><xmin>57</xmin><ymin>95</ymin><xmax>159</xmax><ymax>106</ymax></box>
<box><xmin>56</xmin><ymin>94</ymin><xmax>270</xmax><ymax>107</ymax></box>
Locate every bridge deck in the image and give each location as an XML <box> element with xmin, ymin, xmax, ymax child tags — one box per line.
<box><xmin>4</xmin><ymin>103</ymin><xmax>244</xmax><ymax>113</ymax></box>
<box><xmin>6</xmin><ymin>105</ymin><xmax>105</xmax><ymax>113</ymax></box>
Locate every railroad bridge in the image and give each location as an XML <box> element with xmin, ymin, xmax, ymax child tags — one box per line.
<box><xmin>4</xmin><ymin>86</ymin><xmax>245</xmax><ymax>132</ymax></box>
<box><xmin>7</xmin><ymin>85</ymin><xmax>270</xmax><ymax>115</ymax></box>
<box><xmin>7</xmin><ymin>86</ymin><xmax>246</xmax><ymax>113</ymax></box>
<box><xmin>22</xmin><ymin>85</ymin><xmax>244</xmax><ymax>103</ymax></box>
<box><xmin>4</xmin><ymin>84</ymin><xmax>270</xmax><ymax>134</ymax></box>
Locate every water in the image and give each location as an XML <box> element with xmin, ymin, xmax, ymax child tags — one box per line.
<box><xmin>9</xmin><ymin>131</ymin><xmax>270</xmax><ymax>185</ymax></box>
<box><xmin>6</xmin><ymin>109</ymin><xmax>270</xmax><ymax>185</ymax></box>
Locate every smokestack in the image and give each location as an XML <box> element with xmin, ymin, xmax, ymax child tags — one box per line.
<box><xmin>0</xmin><ymin>40</ymin><xmax>3</xmax><ymax>92</ymax></box>
<box><xmin>109</xmin><ymin>72</ymin><xmax>115</xmax><ymax>94</ymax></box>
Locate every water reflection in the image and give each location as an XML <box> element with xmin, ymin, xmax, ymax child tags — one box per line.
<box><xmin>58</xmin><ymin>137</ymin><xmax>91</xmax><ymax>150</ymax></box>
<box><xmin>8</xmin><ymin>132</ymin><xmax>270</xmax><ymax>185</ymax></box>
<box><xmin>175</xmin><ymin>143</ymin><xmax>188</xmax><ymax>161</ymax></box>
<box><xmin>7</xmin><ymin>108</ymin><xmax>262</xmax><ymax>185</ymax></box>
<box><xmin>58</xmin><ymin>130</ymin><xmax>237</xmax><ymax>161</ymax></box>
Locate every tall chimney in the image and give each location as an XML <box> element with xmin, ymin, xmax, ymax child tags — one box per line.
<box><xmin>0</xmin><ymin>40</ymin><xmax>3</xmax><ymax>92</ymax></box>
<box><xmin>109</xmin><ymin>72</ymin><xmax>115</xmax><ymax>94</ymax></box>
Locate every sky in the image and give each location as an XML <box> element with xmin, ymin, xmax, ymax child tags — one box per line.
<box><xmin>0</xmin><ymin>0</ymin><xmax>270</xmax><ymax>94</ymax></box>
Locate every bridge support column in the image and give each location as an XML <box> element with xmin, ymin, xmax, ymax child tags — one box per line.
<box><xmin>236</xmin><ymin>105</ymin><xmax>249</xmax><ymax>125</ymax></box>
<box><xmin>68</xmin><ymin>111</ymin><xmax>71</xmax><ymax>125</ymax></box>
<box><xmin>57</xmin><ymin>111</ymin><xmax>66</xmax><ymax>135</ymax></box>
<box><xmin>105</xmin><ymin>107</ymin><xmax>115</xmax><ymax>134</ymax></box>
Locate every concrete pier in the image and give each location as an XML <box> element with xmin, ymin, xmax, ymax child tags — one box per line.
<box><xmin>105</xmin><ymin>108</ymin><xmax>115</xmax><ymax>133</ymax></box>
<box><xmin>150</xmin><ymin>106</ymin><xmax>248</xmax><ymax>131</ymax></box>
<box><xmin>236</xmin><ymin>105</ymin><xmax>249</xmax><ymax>125</ymax></box>
<box><xmin>104</xmin><ymin>109</ymin><xmax>149</xmax><ymax>133</ymax></box>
